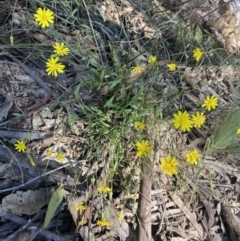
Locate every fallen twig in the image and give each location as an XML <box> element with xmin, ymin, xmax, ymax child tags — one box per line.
<box><xmin>0</xmin><ymin>162</ymin><xmax>71</xmax><ymax>194</ymax></box>
<box><xmin>26</xmin><ymin>89</ymin><xmax>54</xmax><ymax>111</ymax></box>
<box><xmin>4</xmin><ymin>213</ymin><xmax>70</xmax><ymax>241</ymax></box>
<box><xmin>4</xmin><ymin>209</ymin><xmax>46</xmax><ymax>241</ymax></box>
<box><xmin>0</xmin><ymin>130</ymin><xmax>52</xmax><ymax>140</ymax></box>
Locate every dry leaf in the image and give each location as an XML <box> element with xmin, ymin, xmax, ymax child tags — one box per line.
<box><xmin>0</xmin><ymin>188</ymin><xmax>52</xmax><ymax>216</ymax></box>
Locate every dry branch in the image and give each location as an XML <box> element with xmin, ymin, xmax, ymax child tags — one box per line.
<box><xmin>221</xmin><ymin>202</ymin><xmax>240</xmax><ymax>241</ymax></box>
<box><xmin>3</xmin><ymin>213</ymin><xmax>70</xmax><ymax>241</ymax></box>
<box><xmin>0</xmin><ymin>145</ymin><xmax>77</xmax><ymax>193</ymax></box>
<box><xmin>137</xmin><ymin>173</ymin><xmax>152</xmax><ymax>241</ymax></box>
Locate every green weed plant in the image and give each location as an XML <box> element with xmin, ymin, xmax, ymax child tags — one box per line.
<box><xmin>208</xmin><ymin>107</ymin><xmax>240</xmax><ymax>153</ymax></box>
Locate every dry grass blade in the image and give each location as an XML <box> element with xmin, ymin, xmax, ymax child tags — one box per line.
<box><xmin>170</xmin><ymin>194</ymin><xmax>204</xmax><ymax>239</ymax></box>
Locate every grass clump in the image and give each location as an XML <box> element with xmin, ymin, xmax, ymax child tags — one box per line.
<box><xmin>207</xmin><ymin>107</ymin><xmax>240</xmax><ymax>153</ymax></box>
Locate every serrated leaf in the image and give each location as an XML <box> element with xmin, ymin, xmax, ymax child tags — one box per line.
<box><xmin>44</xmin><ymin>187</ymin><xmax>64</xmax><ymax>229</ymax></box>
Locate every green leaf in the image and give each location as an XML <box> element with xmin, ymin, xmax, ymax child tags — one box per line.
<box><xmin>44</xmin><ymin>187</ymin><xmax>64</xmax><ymax>229</ymax></box>
<box><xmin>73</xmin><ymin>83</ymin><xmax>82</xmax><ymax>101</ymax></box>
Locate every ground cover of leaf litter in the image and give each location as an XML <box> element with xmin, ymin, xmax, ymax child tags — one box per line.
<box><xmin>0</xmin><ymin>0</ymin><xmax>240</xmax><ymax>241</ymax></box>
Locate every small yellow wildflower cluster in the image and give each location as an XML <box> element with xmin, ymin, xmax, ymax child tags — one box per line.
<box><xmin>75</xmin><ymin>203</ymin><xmax>87</xmax><ymax>211</ymax></box>
<box><xmin>131</xmin><ymin>55</ymin><xmax>157</xmax><ymax>74</ymax></box>
<box><xmin>55</xmin><ymin>151</ymin><xmax>65</xmax><ymax>162</ymax></box>
<box><xmin>134</xmin><ymin>121</ymin><xmax>146</xmax><ymax>130</ymax></box>
<box><xmin>34</xmin><ymin>8</ymin><xmax>54</xmax><ymax>28</ymax></box>
<box><xmin>133</xmin><ymin>120</ymin><xmax>152</xmax><ymax>157</ymax></box>
<box><xmin>148</xmin><ymin>55</ymin><xmax>157</xmax><ymax>65</ymax></box>
<box><xmin>97</xmin><ymin>219</ymin><xmax>111</xmax><ymax>227</ymax></box>
<box><xmin>14</xmin><ymin>140</ymin><xmax>27</xmax><ymax>152</ymax></box>
<box><xmin>201</xmin><ymin>96</ymin><xmax>218</xmax><ymax>111</ymax></box>
<box><xmin>97</xmin><ymin>185</ymin><xmax>112</xmax><ymax>194</ymax></box>
<box><xmin>168</xmin><ymin>63</ymin><xmax>177</xmax><ymax>71</ymax></box>
<box><xmin>45</xmin><ymin>149</ymin><xmax>65</xmax><ymax>162</ymax></box>
<box><xmin>185</xmin><ymin>149</ymin><xmax>200</xmax><ymax>165</ymax></box>
<box><xmin>34</xmin><ymin>7</ymin><xmax>70</xmax><ymax>77</ymax></box>
<box><xmin>159</xmin><ymin>149</ymin><xmax>201</xmax><ymax>177</ymax></box>
<box><xmin>172</xmin><ymin>95</ymin><xmax>218</xmax><ymax>132</ymax></box>
<box><xmin>167</xmin><ymin>47</ymin><xmax>204</xmax><ymax>72</ymax></box>
<box><xmin>132</xmin><ymin>66</ymin><xmax>144</xmax><ymax>73</ymax></box>
<box><xmin>193</xmin><ymin>47</ymin><xmax>204</xmax><ymax>62</ymax></box>
<box><xmin>135</xmin><ymin>140</ymin><xmax>152</xmax><ymax>158</ymax></box>
<box><xmin>159</xmin><ymin>155</ymin><xmax>179</xmax><ymax>177</ymax></box>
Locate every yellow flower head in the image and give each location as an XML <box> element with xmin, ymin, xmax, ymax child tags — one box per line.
<box><xmin>97</xmin><ymin>186</ymin><xmax>112</xmax><ymax>194</ymax></box>
<box><xmin>192</xmin><ymin>112</ymin><xmax>206</xmax><ymax>128</ymax></box>
<box><xmin>97</xmin><ymin>219</ymin><xmax>111</xmax><ymax>227</ymax></box>
<box><xmin>56</xmin><ymin>152</ymin><xmax>65</xmax><ymax>162</ymax></box>
<box><xmin>237</xmin><ymin>128</ymin><xmax>240</xmax><ymax>134</ymax></box>
<box><xmin>132</xmin><ymin>66</ymin><xmax>144</xmax><ymax>73</ymax></box>
<box><xmin>148</xmin><ymin>55</ymin><xmax>157</xmax><ymax>65</ymax></box>
<box><xmin>172</xmin><ymin>111</ymin><xmax>193</xmax><ymax>132</ymax></box>
<box><xmin>159</xmin><ymin>155</ymin><xmax>179</xmax><ymax>177</ymax></box>
<box><xmin>167</xmin><ymin>63</ymin><xmax>177</xmax><ymax>71</ymax></box>
<box><xmin>14</xmin><ymin>140</ymin><xmax>27</xmax><ymax>152</ymax></box>
<box><xmin>185</xmin><ymin>149</ymin><xmax>200</xmax><ymax>165</ymax></box>
<box><xmin>76</xmin><ymin>203</ymin><xmax>86</xmax><ymax>211</ymax></box>
<box><xmin>134</xmin><ymin>121</ymin><xmax>146</xmax><ymax>130</ymax></box>
<box><xmin>34</xmin><ymin>8</ymin><xmax>54</xmax><ymax>28</ymax></box>
<box><xmin>53</xmin><ymin>42</ymin><xmax>70</xmax><ymax>56</ymax></box>
<box><xmin>202</xmin><ymin>96</ymin><xmax>218</xmax><ymax>111</ymax></box>
<box><xmin>78</xmin><ymin>219</ymin><xmax>87</xmax><ymax>227</ymax></box>
<box><xmin>135</xmin><ymin>140</ymin><xmax>152</xmax><ymax>157</ymax></box>
<box><xmin>46</xmin><ymin>150</ymin><xmax>52</xmax><ymax>157</ymax></box>
<box><xmin>46</xmin><ymin>57</ymin><xmax>65</xmax><ymax>77</ymax></box>
<box><xmin>193</xmin><ymin>47</ymin><xmax>204</xmax><ymax>62</ymax></box>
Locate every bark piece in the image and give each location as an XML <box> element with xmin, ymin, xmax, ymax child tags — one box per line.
<box><xmin>137</xmin><ymin>174</ymin><xmax>152</xmax><ymax>241</ymax></box>
<box><xmin>221</xmin><ymin>202</ymin><xmax>240</xmax><ymax>241</ymax></box>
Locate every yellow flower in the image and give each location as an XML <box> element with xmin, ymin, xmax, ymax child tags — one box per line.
<box><xmin>185</xmin><ymin>149</ymin><xmax>200</xmax><ymax>165</ymax></box>
<box><xmin>159</xmin><ymin>155</ymin><xmax>179</xmax><ymax>177</ymax></box>
<box><xmin>132</xmin><ymin>66</ymin><xmax>144</xmax><ymax>73</ymax></box>
<box><xmin>134</xmin><ymin>121</ymin><xmax>146</xmax><ymax>130</ymax></box>
<box><xmin>237</xmin><ymin>128</ymin><xmax>240</xmax><ymax>134</ymax></box>
<box><xmin>97</xmin><ymin>219</ymin><xmax>111</xmax><ymax>227</ymax></box>
<box><xmin>76</xmin><ymin>203</ymin><xmax>86</xmax><ymax>211</ymax></box>
<box><xmin>46</xmin><ymin>150</ymin><xmax>52</xmax><ymax>157</ymax></box>
<box><xmin>192</xmin><ymin>112</ymin><xmax>206</xmax><ymax>128</ymax></box>
<box><xmin>53</xmin><ymin>42</ymin><xmax>70</xmax><ymax>56</ymax></box>
<box><xmin>117</xmin><ymin>213</ymin><xmax>124</xmax><ymax>221</ymax></box>
<box><xmin>34</xmin><ymin>8</ymin><xmax>54</xmax><ymax>28</ymax></box>
<box><xmin>202</xmin><ymin>96</ymin><xmax>218</xmax><ymax>111</ymax></box>
<box><xmin>56</xmin><ymin>152</ymin><xmax>65</xmax><ymax>161</ymax></box>
<box><xmin>167</xmin><ymin>63</ymin><xmax>177</xmax><ymax>71</ymax></box>
<box><xmin>148</xmin><ymin>55</ymin><xmax>157</xmax><ymax>65</ymax></box>
<box><xmin>172</xmin><ymin>111</ymin><xmax>193</xmax><ymax>132</ymax></box>
<box><xmin>78</xmin><ymin>219</ymin><xmax>87</xmax><ymax>227</ymax></box>
<box><xmin>135</xmin><ymin>140</ymin><xmax>152</xmax><ymax>157</ymax></box>
<box><xmin>14</xmin><ymin>140</ymin><xmax>27</xmax><ymax>152</ymax></box>
<box><xmin>193</xmin><ymin>47</ymin><xmax>204</xmax><ymax>62</ymax></box>
<box><xmin>97</xmin><ymin>186</ymin><xmax>112</xmax><ymax>193</ymax></box>
<box><xmin>46</xmin><ymin>57</ymin><xmax>65</xmax><ymax>77</ymax></box>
